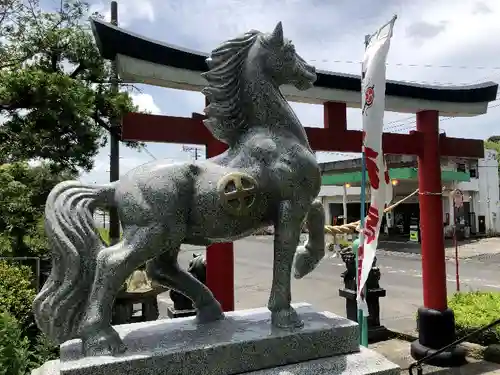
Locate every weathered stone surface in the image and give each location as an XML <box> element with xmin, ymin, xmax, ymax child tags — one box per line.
<box><xmin>59</xmin><ymin>303</ymin><xmax>358</xmax><ymax>375</ymax></box>
<box><xmin>245</xmin><ymin>346</ymin><xmax>400</xmax><ymax>375</ymax></box>
<box><xmin>31</xmin><ymin>360</ymin><xmax>60</xmax><ymax>375</ymax></box>
<box><xmin>32</xmin><ymin>348</ymin><xmax>401</xmax><ymax>375</ymax></box>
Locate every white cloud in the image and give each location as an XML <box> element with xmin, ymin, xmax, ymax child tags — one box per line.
<box><xmin>82</xmin><ymin>0</ymin><xmax>500</xmax><ymax>182</ymax></box>
<box><xmin>130</xmin><ymin>93</ymin><xmax>161</xmax><ymax>115</ymax></box>
<box><xmin>90</xmin><ymin>0</ymin><xmax>155</xmax><ymax>27</ymax></box>
<box><xmin>79</xmin><ymin>153</ymin><xmax>150</xmax><ymax>185</ymax></box>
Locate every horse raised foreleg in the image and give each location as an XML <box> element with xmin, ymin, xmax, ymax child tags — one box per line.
<box><xmin>79</xmin><ymin>223</ymin><xmax>181</xmax><ymax>356</ymax></box>
<box><xmin>293</xmin><ymin>199</ymin><xmax>326</xmax><ymax>279</ymax></box>
<box><xmin>147</xmin><ymin>252</ymin><xmax>223</xmax><ymax>323</ymax></box>
<box><xmin>268</xmin><ymin>200</ymin><xmax>308</xmax><ymax>329</ymax></box>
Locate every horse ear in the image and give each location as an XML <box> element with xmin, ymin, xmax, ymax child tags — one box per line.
<box><xmin>269</xmin><ymin>21</ymin><xmax>284</xmax><ymax>46</ymax></box>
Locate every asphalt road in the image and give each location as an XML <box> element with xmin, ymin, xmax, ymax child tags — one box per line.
<box><xmin>168</xmin><ymin>236</ymin><xmax>500</xmax><ymax>333</ymax></box>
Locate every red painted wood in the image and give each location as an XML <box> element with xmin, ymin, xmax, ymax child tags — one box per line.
<box><xmin>123</xmin><ymin>112</ymin><xmax>213</xmax><ymax>145</ymax></box>
<box><xmin>416</xmin><ymin>111</ymin><xmax>447</xmax><ymax>311</ymax></box>
<box><xmin>202</xmin><ymin>110</ymin><xmax>235</xmax><ymax>312</ymax></box>
<box><xmin>122</xmin><ymin>102</ymin><xmax>484</xmax><ymax>317</ymax></box>
<box><xmin>439</xmin><ymin>135</ymin><xmax>485</xmax><ymax>159</ymax></box>
<box><xmin>123</xmin><ymin>112</ymin><xmax>483</xmax><ymax>158</ymax></box>
<box><xmin>324</xmin><ymin>102</ymin><xmax>346</xmax><ymax>132</ymax></box>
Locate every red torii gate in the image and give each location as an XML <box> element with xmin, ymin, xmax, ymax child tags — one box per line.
<box><xmin>122</xmin><ymin>105</ymin><xmax>481</xmax><ymax>312</ymax></box>
<box><xmin>91</xmin><ymin>18</ymin><xmax>497</xmax><ymax>365</ymax></box>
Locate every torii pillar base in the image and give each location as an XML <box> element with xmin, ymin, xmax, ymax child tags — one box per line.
<box><xmin>411</xmin><ymin>307</ymin><xmax>466</xmax><ymax>367</ymax></box>
<box><xmin>410</xmin><ymin>111</ymin><xmax>466</xmax><ymax>367</ymax></box>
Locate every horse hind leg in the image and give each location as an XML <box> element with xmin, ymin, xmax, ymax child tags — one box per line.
<box><xmin>147</xmin><ymin>252</ymin><xmax>224</xmax><ymax>323</ymax></box>
<box><xmin>79</xmin><ymin>223</ymin><xmax>182</xmax><ymax>357</ymax></box>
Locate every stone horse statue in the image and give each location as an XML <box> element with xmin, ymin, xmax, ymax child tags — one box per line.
<box><xmin>33</xmin><ymin>21</ymin><xmax>326</xmax><ymax>357</ymax></box>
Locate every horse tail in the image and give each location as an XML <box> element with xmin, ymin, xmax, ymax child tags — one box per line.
<box><xmin>33</xmin><ymin>180</ymin><xmax>117</xmax><ymax>345</ymax></box>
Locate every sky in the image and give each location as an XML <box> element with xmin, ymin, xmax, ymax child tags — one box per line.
<box><xmin>73</xmin><ymin>0</ymin><xmax>500</xmax><ymax>184</ymax></box>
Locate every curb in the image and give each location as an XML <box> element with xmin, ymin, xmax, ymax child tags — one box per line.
<box><xmin>386</xmin><ymin>328</ymin><xmax>418</xmax><ymax>342</ymax></box>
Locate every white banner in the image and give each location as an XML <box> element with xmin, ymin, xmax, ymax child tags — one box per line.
<box><xmin>357</xmin><ymin>16</ymin><xmax>397</xmax><ymax>313</ymax></box>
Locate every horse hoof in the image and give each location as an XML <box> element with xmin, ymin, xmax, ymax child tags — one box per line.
<box><xmin>293</xmin><ymin>245</ymin><xmax>323</xmax><ymax>279</ymax></box>
<box><xmin>271</xmin><ymin>307</ymin><xmax>304</xmax><ymax>329</ymax></box>
<box><xmin>82</xmin><ymin>327</ymin><xmax>127</xmax><ymax>357</ymax></box>
<box><xmin>196</xmin><ymin>302</ymin><xmax>225</xmax><ymax>324</ymax></box>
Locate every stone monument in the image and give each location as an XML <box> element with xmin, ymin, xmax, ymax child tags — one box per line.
<box><xmin>31</xmin><ymin>22</ymin><xmax>400</xmax><ymax>375</ymax></box>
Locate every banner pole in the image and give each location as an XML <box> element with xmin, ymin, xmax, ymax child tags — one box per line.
<box><xmin>357</xmin><ymin>159</ymin><xmax>369</xmax><ymax>347</ymax></box>
<box><xmin>357</xmin><ymin>16</ymin><xmax>396</xmax><ymax>349</ymax></box>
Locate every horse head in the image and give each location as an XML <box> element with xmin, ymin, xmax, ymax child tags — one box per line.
<box><xmin>258</xmin><ymin>22</ymin><xmax>317</xmax><ymax>91</ymax></box>
<box><xmin>202</xmin><ymin>22</ymin><xmax>317</xmax><ymax>145</ymax></box>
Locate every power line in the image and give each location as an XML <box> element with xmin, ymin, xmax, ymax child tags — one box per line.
<box><xmin>308</xmin><ymin>59</ymin><xmax>500</xmax><ymax>72</ymax></box>
<box><xmin>384</xmin><ymin>96</ymin><xmax>500</xmax><ymax>134</ymax></box>
<box><xmin>141</xmin><ymin>145</ymin><xmax>157</xmax><ymax>160</ymax></box>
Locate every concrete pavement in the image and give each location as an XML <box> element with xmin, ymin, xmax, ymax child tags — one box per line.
<box><xmin>378</xmin><ymin>237</ymin><xmax>500</xmax><ymax>260</ymax></box>
<box><xmin>170</xmin><ymin>236</ymin><xmax>500</xmax><ymax>336</ymax></box>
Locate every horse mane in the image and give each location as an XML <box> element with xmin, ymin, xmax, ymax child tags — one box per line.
<box><xmin>201</xmin><ymin>30</ymin><xmax>262</xmax><ymax>146</ymax></box>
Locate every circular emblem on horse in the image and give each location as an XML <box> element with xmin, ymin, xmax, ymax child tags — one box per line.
<box><xmin>217</xmin><ymin>172</ymin><xmax>258</xmax><ymax>216</ymax></box>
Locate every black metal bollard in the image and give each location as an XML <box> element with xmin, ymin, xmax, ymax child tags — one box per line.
<box><xmin>338</xmin><ymin>244</ymin><xmax>390</xmax><ymax>342</ymax></box>
<box><xmin>167</xmin><ymin>253</ymin><xmax>207</xmax><ymax>318</ymax></box>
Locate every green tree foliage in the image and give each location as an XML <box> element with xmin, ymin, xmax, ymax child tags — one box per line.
<box><xmin>0</xmin><ymin>162</ymin><xmax>76</xmax><ymax>257</ymax></box>
<box><xmin>0</xmin><ymin>261</ymin><xmax>36</xmax><ymax>328</ymax></box>
<box><xmin>0</xmin><ymin>262</ymin><xmax>59</xmax><ymax>374</ymax></box>
<box><xmin>0</xmin><ymin>311</ymin><xmax>32</xmax><ymax>375</ymax></box>
<box><xmin>0</xmin><ymin>0</ymin><xmax>143</xmax><ymax>173</ymax></box>
<box><xmin>484</xmin><ymin>136</ymin><xmax>500</xmax><ymax>173</ymax></box>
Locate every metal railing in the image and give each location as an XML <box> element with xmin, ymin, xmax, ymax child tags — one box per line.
<box><xmin>408</xmin><ymin>318</ymin><xmax>500</xmax><ymax>375</ymax></box>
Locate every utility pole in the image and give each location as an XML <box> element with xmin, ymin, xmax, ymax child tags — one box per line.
<box><xmin>108</xmin><ymin>0</ymin><xmax>120</xmax><ymax>245</ymax></box>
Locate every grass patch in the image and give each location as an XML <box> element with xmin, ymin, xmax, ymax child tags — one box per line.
<box><xmin>449</xmin><ymin>291</ymin><xmax>500</xmax><ymax>346</ymax></box>
<box><xmin>98</xmin><ymin>228</ymin><xmax>110</xmax><ymax>245</ymax></box>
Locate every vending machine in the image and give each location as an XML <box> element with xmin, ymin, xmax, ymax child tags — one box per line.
<box><xmin>409</xmin><ymin>215</ymin><xmax>420</xmax><ymax>243</ymax></box>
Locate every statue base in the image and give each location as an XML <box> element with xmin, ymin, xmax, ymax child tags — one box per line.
<box><xmin>32</xmin><ymin>303</ymin><xmax>400</xmax><ymax>375</ymax></box>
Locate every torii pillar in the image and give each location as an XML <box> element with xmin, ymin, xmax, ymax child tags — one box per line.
<box><xmin>411</xmin><ymin>110</ymin><xmax>466</xmax><ymax>366</ymax></box>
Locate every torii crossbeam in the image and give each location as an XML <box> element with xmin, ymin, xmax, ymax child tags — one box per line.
<box><xmin>91</xmin><ymin>18</ymin><xmax>497</xmax><ymax>365</ymax></box>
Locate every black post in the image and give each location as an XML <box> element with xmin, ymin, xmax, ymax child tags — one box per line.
<box><xmin>167</xmin><ymin>253</ymin><xmax>207</xmax><ymax>318</ymax></box>
<box><xmin>109</xmin><ymin>1</ymin><xmax>120</xmax><ymax>245</ymax></box>
<box><xmin>338</xmin><ymin>243</ymin><xmax>390</xmax><ymax>342</ymax></box>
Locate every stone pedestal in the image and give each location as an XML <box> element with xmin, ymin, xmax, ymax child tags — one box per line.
<box><xmin>32</xmin><ymin>303</ymin><xmax>400</xmax><ymax>375</ymax></box>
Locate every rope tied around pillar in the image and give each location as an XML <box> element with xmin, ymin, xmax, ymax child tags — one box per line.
<box><xmin>418</xmin><ymin>191</ymin><xmax>443</xmax><ymax>196</ymax></box>
<box><xmin>324</xmin><ymin>188</ymin><xmax>420</xmax><ymax>239</ymax></box>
